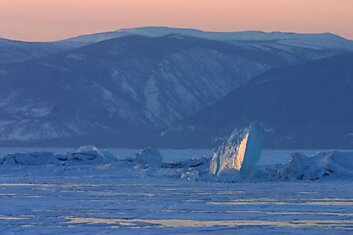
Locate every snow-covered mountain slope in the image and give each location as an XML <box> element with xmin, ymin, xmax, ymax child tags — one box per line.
<box><xmin>168</xmin><ymin>53</ymin><xmax>353</xmax><ymax>148</ymax></box>
<box><xmin>0</xmin><ymin>34</ymin><xmax>287</xmax><ymax>145</ymax></box>
<box><xmin>0</xmin><ymin>38</ymin><xmax>79</xmax><ymax>63</ymax></box>
<box><xmin>0</xmin><ymin>32</ymin><xmax>351</xmax><ymax>147</ymax></box>
<box><xmin>65</xmin><ymin>26</ymin><xmax>353</xmax><ymax>51</ymax></box>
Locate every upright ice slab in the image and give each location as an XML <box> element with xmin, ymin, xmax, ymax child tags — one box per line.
<box><xmin>210</xmin><ymin>122</ymin><xmax>265</xmax><ymax>179</ymax></box>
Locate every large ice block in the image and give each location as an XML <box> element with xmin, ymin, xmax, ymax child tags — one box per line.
<box><xmin>209</xmin><ymin>122</ymin><xmax>265</xmax><ymax>179</ymax></box>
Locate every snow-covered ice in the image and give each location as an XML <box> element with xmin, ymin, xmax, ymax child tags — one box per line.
<box><xmin>135</xmin><ymin>148</ymin><xmax>163</xmax><ymax>168</ymax></box>
<box><xmin>0</xmin><ymin>146</ymin><xmax>353</xmax><ymax>234</ymax></box>
<box><xmin>0</xmin><ymin>146</ymin><xmax>116</xmax><ymax>166</ymax></box>
<box><xmin>276</xmin><ymin>151</ymin><xmax>353</xmax><ymax>180</ymax></box>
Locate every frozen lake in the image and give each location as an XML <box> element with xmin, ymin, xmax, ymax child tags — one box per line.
<box><xmin>1</xmin><ymin>148</ymin><xmax>353</xmax><ymax>234</ymax></box>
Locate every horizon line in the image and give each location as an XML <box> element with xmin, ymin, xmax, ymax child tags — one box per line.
<box><xmin>1</xmin><ymin>26</ymin><xmax>352</xmax><ymax>43</ymax></box>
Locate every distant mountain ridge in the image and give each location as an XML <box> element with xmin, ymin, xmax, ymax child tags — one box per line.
<box><xmin>2</xmin><ymin>26</ymin><xmax>353</xmax><ymax>64</ymax></box>
<box><xmin>65</xmin><ymin>26</ymin><xmax>353</xmax><ymax>50</ymax></box>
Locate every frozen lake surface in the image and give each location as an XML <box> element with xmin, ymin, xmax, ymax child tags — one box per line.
<box><xmin>1</xmin><ymin>148</ymin><xmax>353</xmax><ymax>234</ymax></box>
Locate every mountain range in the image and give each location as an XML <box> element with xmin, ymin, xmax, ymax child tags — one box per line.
<box><xmin>0</xmin><ymin>27</ymin><xmax>352</xmax><ymax>148</ymax></box>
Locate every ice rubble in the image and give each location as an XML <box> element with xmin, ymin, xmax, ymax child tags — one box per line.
<box><xmin>0</xmin><ymin>152</ymin><xmax>59</xmax><ymax>166</ymax></box>
<box><xmin>72</xmin><ymin>145</ymin><xmax>116</xmax><ymax>163</ymax></box>
<box><xmin>210</xmin><ymin>122</ymin><xmax>265</xmax><ymax>179</ymax></box>
<box><xmin>0</xmin><ymin>145</ymin><xmax>116</xmax><ymax>166</ymax></box>
<box><xmin>135</xmin><ymin>148</ymin><xmax>163</xmax><ymax>168</ymax></box>
<box><xmin>1</xmin><ymin>143</ymin><xmax>353</xmax><ymax>182</ymax></box>
<box><xmin>275</xmin><ymin>151</ymin><xmax>353</xmax><ymax>180</ymax></box>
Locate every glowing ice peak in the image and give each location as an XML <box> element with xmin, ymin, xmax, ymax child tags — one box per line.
<box><xmin>209</xmin><ymin>122</ymin><xmax>265</xmax><ymax>179</ymax></box>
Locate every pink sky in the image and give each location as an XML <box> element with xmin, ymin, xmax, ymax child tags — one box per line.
<box><xmin>1</xmin><ymin>0</ymin><xmax>352</xmax><ymax>41</ymax></box>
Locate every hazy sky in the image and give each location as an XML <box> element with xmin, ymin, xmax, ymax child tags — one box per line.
<box><xmin>1</xmin><ymin>0</ymin><xmax>352</xmax><ymax>41</ymax></box>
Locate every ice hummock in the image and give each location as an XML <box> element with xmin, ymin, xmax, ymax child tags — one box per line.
<box><xmin>1</xmin><ymin>144</ymin><xmax>353</xmax><ymax>182</ymax></box>
<box><xmin>209</xmin><ymin>122</ymin><xmax>265</xmax><ymax>179</ymax></box>
<box><xmin>0</xmin><ymin>152</ymin><xmax>60</xmax><ymax>166</ymax></box>
<box><xmin>70</xmin><ymin>145</ymin><xmax>116</xmax><ymax>164</ymax></box>
<box><xmin>135</xmin><ymin>148</ymin><xmax>163</xmax><ymax>168</ymax></box>
<box><xmin>0</xmin><ymin>145</ymin><xmax>116</xmax><ymax>166</ymax></box>
<box><xmin>276</xmin><ymin>151</ymin><xmax>353</xmax><ymax>180</ymax></box>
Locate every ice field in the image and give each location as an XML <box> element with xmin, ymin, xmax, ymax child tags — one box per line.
<box><xmin>0</xmin><ymin>147</ymin><xmax>353</xmax><ymax>234</ymax></box>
